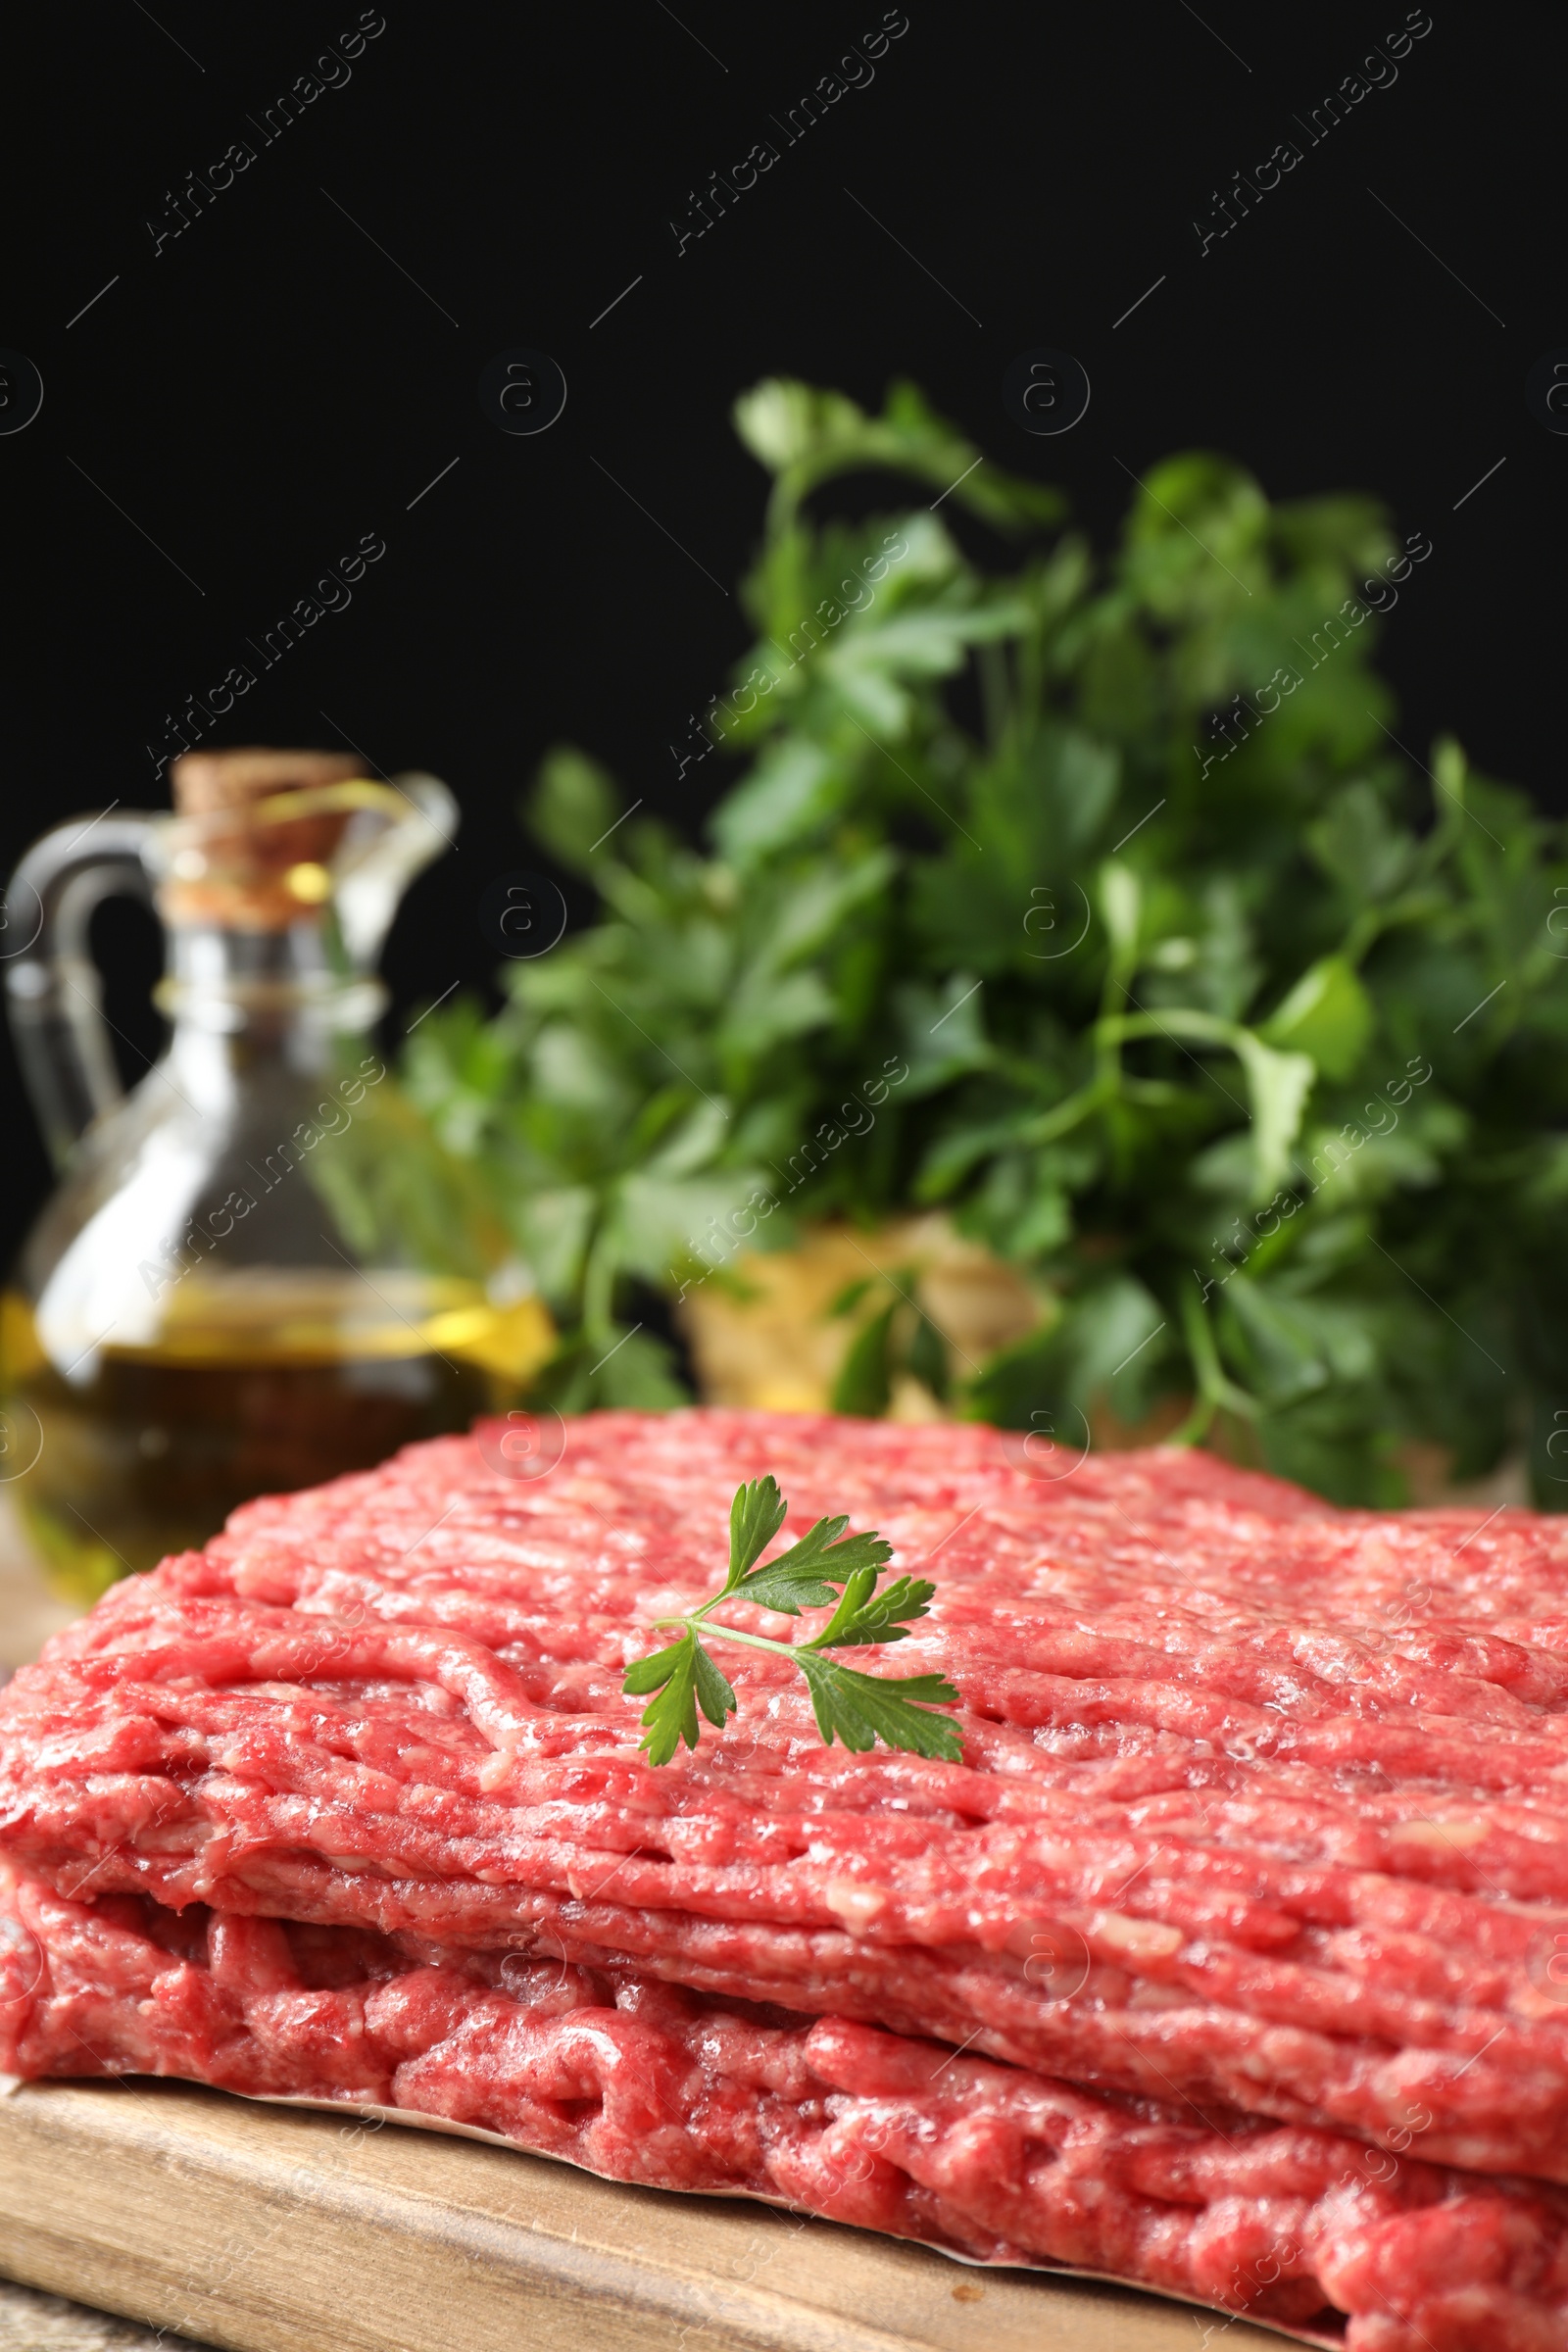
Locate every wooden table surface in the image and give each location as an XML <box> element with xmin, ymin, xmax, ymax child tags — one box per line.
<box><xmin>0</xmin><ymin>2077</ymin><xmax>1301</xmax><ymax>2352</ymax></box>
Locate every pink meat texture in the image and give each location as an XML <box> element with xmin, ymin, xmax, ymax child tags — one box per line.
<box><xmin>6</xmin><ymin>1864</ymin><xmax>1568</xmax><ymax>2351</ymax></box>
<box><xmin>4</xmin><ymin>1409</ymin><xmax>1568</xmax><ymax>2345</ymax></box>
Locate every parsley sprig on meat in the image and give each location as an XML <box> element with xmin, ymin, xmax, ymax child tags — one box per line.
<box><xmin>623</xmin><ymin>1476</ymin><xmax>961</xmax><ymax>1765</ymax></box>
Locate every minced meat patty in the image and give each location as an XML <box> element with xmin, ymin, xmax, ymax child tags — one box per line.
<box><xmin>8</xmin><ymin>1860</ymin><xmax>1568</xmax><ymax>2351</ymax></box>
<box><xmin>6</xmin><ymin>1410</ymin><xmax>1568</xmax><ymax>2337</ymax></box>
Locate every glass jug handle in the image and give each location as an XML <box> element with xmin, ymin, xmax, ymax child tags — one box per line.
<box><xmin>4</xmin><ymin>811</ymin><xmax>160</xmax><ymax>1168</ymax></box>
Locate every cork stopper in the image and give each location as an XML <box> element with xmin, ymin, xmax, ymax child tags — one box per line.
<box><xmin>164</xmin><ymin>747</ymin><xmax>368</xmax><ymax>929</ymax></box>
<box><xmin>171</xmin><ymin>746</ymin><xmax>364</xmax><ymax>814</ymax></box>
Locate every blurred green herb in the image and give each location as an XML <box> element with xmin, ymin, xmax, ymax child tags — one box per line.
<box><xmin>622</xmin><ymin>1474</ymin><xmax>961</xmax><ymax>1764</ymax></box>
<box><xmin>404</xmin><ymin>378</ymin><xmax>1568</xmax><ymax>1504</ymax></box>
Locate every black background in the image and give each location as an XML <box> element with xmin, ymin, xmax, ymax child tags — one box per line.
<box><xmin>1</xmin><ymin>0</ymin><xmax>1557</xmax><ymax>1248</ymax></box>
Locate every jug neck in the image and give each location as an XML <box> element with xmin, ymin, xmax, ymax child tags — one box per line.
<box><xmin>7</xmin><ymin>768</ymin><xmax>455</xmax><ymax>1170</ymax></box>
<box><xmin>156</xmin><ymin>920</ymin><xmax>386</xmax><ymax>1079</ymax></box>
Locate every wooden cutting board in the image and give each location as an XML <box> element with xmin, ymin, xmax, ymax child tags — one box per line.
<box><xmin>0</xmin><ymin>2077</ymin><xmax>1297</xmax><ymax>2352</ymax></box>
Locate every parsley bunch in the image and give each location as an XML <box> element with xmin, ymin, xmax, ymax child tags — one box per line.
<box><xmin>623</xmin><ymin>1476</ymin><xmax>961</xmax><ymax>1765</ymax></box>
<box><xmin>405</xmin><ymin>378</ymin><xmax>1568</xmax><ymax>1506</ymax></box>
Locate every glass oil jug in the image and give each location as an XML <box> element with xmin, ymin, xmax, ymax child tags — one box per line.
<box><xmin>1</xmin><ymin>747</ymin><xmax>554</xmax><ymax>1600</ymax></box>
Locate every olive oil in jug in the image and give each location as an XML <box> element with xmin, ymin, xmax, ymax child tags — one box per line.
<box><xmin>2</xmin><ymin>748</ymin><xmax>553</xmax><ymax>1599</ymax></box>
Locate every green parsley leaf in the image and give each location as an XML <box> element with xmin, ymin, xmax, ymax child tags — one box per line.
<box><xmin>726</xmin><ymin>1475</ymin><xmax>789</xmax><ymax>1589</ymax></box>
<box><xmin>793</xmin><ymin>1653</ymin><xmax>963</xmax><ymax>1760</ymax></box>
<box><xmin>732</xmin><ymin>1514</ymin><xmax>894</xmax><ymax>1615</ymax></box>
<box><xmin>806</xmin><ymin>1566</ymin><xmax>937</xmax><ymax>1649</ymax></box>
<box><xmin>624</xmin><ymin>1628</ymin><xmax>737</xmax><ymax>1765</ymax></box>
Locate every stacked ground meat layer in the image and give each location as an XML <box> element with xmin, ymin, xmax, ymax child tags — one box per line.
<box><xmin>4</xmin><ymin>1410</ymin><xmax>1568</xmax><ymax>2348</ymax></box>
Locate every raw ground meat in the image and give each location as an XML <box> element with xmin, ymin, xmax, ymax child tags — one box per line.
<box><xmin>9</xmin><ymin>1860</ymin><xmax>1568</xmax><ymax>2352</ymax></box>
<box><xmin>6</xmin><ymin>1416</ymin><xmax>1568</xmax><ymax>2208</ymax></box>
